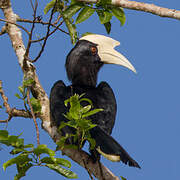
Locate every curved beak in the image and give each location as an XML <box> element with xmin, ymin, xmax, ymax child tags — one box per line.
<box><xmin>80</xmin><ymin>34</ymin><xmax>136</xmax><ymax>73</ymax></box>
<box><xmin>98</xmin><ymin>46</ymin><xmax>136</xmax><ymax>73</ymax></box>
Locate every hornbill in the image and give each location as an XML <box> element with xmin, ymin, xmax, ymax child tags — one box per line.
<box><xmin>50</xmin><ymin>34</ymin><xmax>140</xmax><ymax>168</ymax></box>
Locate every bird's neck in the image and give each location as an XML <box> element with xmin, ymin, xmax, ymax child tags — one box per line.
<box><xmin>72</xmin><ymin>66</ymin><xmax>98</xmax><ymax>87</ymax></box>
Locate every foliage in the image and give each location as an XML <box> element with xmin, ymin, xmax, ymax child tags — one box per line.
<box><xmin>57</xmin><ymin>94</ymin><xmax>103</xmax><ymax>150</ymax></box>
<box><xmin>121</xmin><ymin>176</ymin><xmax>127</xmax><ymax>180</ymax></box>
<box><xmin>15</xmin><ymin>78</ymin><xmax>41</xmax><ymax>114</ymax></box>
<box><xmin>0</xmin><ymin>93</ymin><xmax>104</xmax><ymax>179</ymax></box>
<box><xmin>0</xmin><ymin>130</ymin><xmax>77</xmax><ymax>179</ymax></box>
<box><xmin>44</xmin><ymin>0</ymin><xmax>126</xmax><ymax>44</ymax></box>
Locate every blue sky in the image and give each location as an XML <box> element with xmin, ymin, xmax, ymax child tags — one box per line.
<box><xmin>0</xmin><ymin>0</ymin><xmax>180</xmax><ymax>180</ymax></box>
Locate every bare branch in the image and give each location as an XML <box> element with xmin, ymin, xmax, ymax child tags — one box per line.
<box><xmin>30</xmin><ymin>20</ymin><xmax>64</xmax><ymax>43</ymax></box>
<box><xmin>17</xmin><ymin>18</ymin><xmax>69</xmax><ymax>39</ymax></box>
<box><xmin>0</xmin><ymin>80</ymin><xmax>11</xmax><ymax>113</ymax></box>
<box><xmin>30</xmin><ymin>0</ymin><xmax>57</xmax><ymax>63</ymax></box>
<box><xmin>24</xmin><ymin>0</ymin><xmax>38</xmax><ymax>58</ymax></box>
<box><xmin>0</xmin><ymin>115</ymin><xmax>12</xmax><ymax>123</ymax></box>
<box><xmin>0</xmin><ymin>80</ymin><xmax>34</xmax><ymax>122</ymax></box>
<box><xmin>77</xmin><ymin>0</ymin><xmax>180</xmax><ymax>20</ymax></box>
<box><xmin>0</xmin><ymin>18</ymin><xmax>29</xmax><ymax>35</ymax></box>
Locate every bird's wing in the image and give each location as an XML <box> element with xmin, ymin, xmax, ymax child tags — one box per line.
<box><xmin>94</xmin><ymin>81</ymin><xmax>117</xmax><ymax>135</ymax></box>
<box><xmin>50</xmin><ymin>80</ymin><xmax>75</xmax><ymax>143</ymax></box>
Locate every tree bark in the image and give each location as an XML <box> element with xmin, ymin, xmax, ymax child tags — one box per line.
<box><xmin>77</xmin><ymin>0</ymin><xmax>180</xmax><ymax>20</ymax></box>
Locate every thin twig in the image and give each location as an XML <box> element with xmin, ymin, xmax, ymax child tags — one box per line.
<box><xmin>30</xmin><ymin>20</ymin><xmax>64</xmax><ymax>43</ymax></box>
<box><xmin>0</xmin><ymin>81</ymin><xmax>11</xmax><ymax>113</ymax></box>
<box><xmin>18</xmin><ymin>18</ymin><xmax>69</xmax><ymax>38</ymax></box>
<box><xmin>27</xmin><ymin>88</ymin><xmax>40</xmax><ymax>145</ymax></box>
<box><xmin>0</xmin><ymin>18</ymin><xmax>29</xmax><ymax>35</ymax></box>
<box><xmin>0</xmin><ymin>115</ymin><xmax>12</xmax><ymax>123</ymax></box>
<box><xmin>53</xmin><ymin>14</ymin><xmax>62</xmax><ymax>25</ymax></box>
<box><xmin>24</xmin><ymin>0</ymin><xmax>38</xmax><ymax>58</ymax></box>
<box><xmin>29</xmin><ymin>0</ymin><xmax>58</xmax><ymax>63</ymax></box>
<box><xmin>0</xmin><ymin>81</ymin><xmax>34</xmax><ymax>123</ymax></box>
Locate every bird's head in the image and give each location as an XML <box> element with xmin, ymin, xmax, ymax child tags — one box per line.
<box><xmin>65</xmin><ymin>34</ymin><xmax>136</xmax><ymax>86</ymax></box>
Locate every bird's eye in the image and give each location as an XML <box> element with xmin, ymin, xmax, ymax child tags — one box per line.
<box><xmin>90</xmin><ymin>46</ymin><xmax>97</xmax><ymax>55</ymax></box>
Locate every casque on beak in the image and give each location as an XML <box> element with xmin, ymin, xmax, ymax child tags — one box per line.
<box><xmin>80</xmin><ymin>34</ymin><xmax>136</xmax><ymax>73</ymax></box>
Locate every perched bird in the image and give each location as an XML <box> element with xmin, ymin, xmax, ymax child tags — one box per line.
<box><xmin>50</xmin><ymin>34</ymin><xmax>140</xmax><ymax>168</ymax></box>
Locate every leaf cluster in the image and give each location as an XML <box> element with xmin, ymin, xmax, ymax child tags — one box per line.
<box><xmin>44</xmin><ymin>0</ymin><xmax>126</xmax><ymax>44</ymax></box>
<box><xmin>57</xmin><ymin>94</ymin><xmax>103</xmax><ymax>150</ymax></box>
<box><xmin>15</xmin><ymin>78</ymin><xmax>41</xmax><ymax>114</ymax></box>
<box><xmin>0</xmin><ymin>130</ymin><xmax>77</xmax><ymax>179</ymax></box>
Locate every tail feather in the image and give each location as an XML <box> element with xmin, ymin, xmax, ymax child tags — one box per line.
<box><xmin>90</xmin><ymin>126</ymin><xmax>141</xmax><ymax>168</ymax></box>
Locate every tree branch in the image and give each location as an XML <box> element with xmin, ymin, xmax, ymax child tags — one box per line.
<box><xmin>0</xmin><ymin>80</ymin><xmax>33</xmax><ymax>123</ymax></box>
<box><xmin>0</xmin><ymin>0</ymin><xmax>119</xmax><ymax>179</ymax></box>
<box><xmin>77</xmin><ymin>0</ymin><xmax>180</xmax><ymax>20</ymax></box>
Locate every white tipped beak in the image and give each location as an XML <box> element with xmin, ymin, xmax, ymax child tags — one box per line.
<box><xmin>80</xmin><ymin>34</ymin><xmax>136</xmax><ymax>73</ymax></box>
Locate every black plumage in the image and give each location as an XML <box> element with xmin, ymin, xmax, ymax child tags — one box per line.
<box><xmin>50</xmin><ymin>37</ymin><xmax>140</xmax><ymax>168</ymax></box>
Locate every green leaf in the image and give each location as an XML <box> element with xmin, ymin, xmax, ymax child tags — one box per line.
<box><xmin>76</xmin><ymin>6</ymin><xmax>95</xmax><ymax>24</ymax></box>
<box><xmin>97</xmin><ymin>0</ymin><xmax>111</xmax><ymax>6</ymax></box>
<box><xmin>33</xmin><ymin>144</ymin><xmax>55</xmax><ymax>157</ymax></box>
<box><xmin>63</xmin><ymin>4</ymin><xmax>82</xmax><ymax>19</ymax></box>
<box><xmin>66</xmin><ymin>94</ymin><xmax>82</xmax><ymax>120</ymax></box>
<box><xmin>120</xmin><ymin>176</ymin><xmax>127</xmax><ymax>180</ymax></box>
<box><xmin>80</xmin><ymin>105</ymin><xmax>92</xmax><ymax>114</ymax></box>
<box><xmin>41</xmin><ymin>157</ymin><xmax>71</xmax><ymax>168</ymax></box>
<box><xmin>82</xmin><ymin>108</ymin><xmax>103</xmax><ymax>118</ymax></box>
<box><xmin>87</xmin><ymin>136</ymin><xmax>96</xmax><ymax>150</ymax></box>
<box><xmin>24</xmin><ymin>144</ymin><xmax>34</xmax><ymax>149</ymax></box>
<box><xmin>8</xmin><ymin>137</ymin><xmax>24</xmax><ymax>148</ymax></box>
<box><xmin>10</xmin><ymin>148</ymin><xmax>25</xmax><ymax>155</ymax></box>
<box><xmin>46</xmin><ymin>164</ymin><xmax>77</xmax><ymax>179</ymax></box>
<box><xmin>3</xmin><ymin>154</ymin><xmax>32</xmax><ymax>171</ymax></box>
<box><xmin>58</xmin><ymin>121</ymin><xmax>68</xmax><ymax>131</ymax></box>
<box><xmin>44</xmin><ymin>0</ymin><xmax>56</xmax><ymax>14</ymax></box>
<box><xmin>71</xmin><ymin>0</ymin><xmax>79</xmax><ymax>5</ymax></box>
<box><xmin>65</xmin><ymin>120</ymin><xmax>78</xmax><ymax>129</ymax></box>
<box><xmin>79</xmin><ymin>98</ymin><xmax>93</xmax><ymax>106</ymax></box>
<box><xmin>104</xmin><ymin>21</ymin><xmax>111</xmax><ymax>34</ymax></box>
<box><xmin>0</xmin><ymin>130</ymin><xmax>9</xmax><ymax>146</ymax></box>
<box><xmin>111</xmin><ymin>7</ymin><xmax>126</xmax><ymax>26</ymax></box>
<box><xmin>54</xmin><ymin>158</ymin><xmax>71</xmax><ymax>168</ymax></box>
<box><xmin>29</xmin><ymin>97</ymin><xmax>41</xmax><ymax>113</ymax></box>
<box><xmin>85</xmin><ymin>123</ymin><xmax>97</xmax><ymax>131</ymax></box>
<box><xmin>96</xmin><ymin>10</ymin><xmax>112</xmax><ymax>24</ymax></box>
<box><xmin>8</xmin><ymin>135</ymin><xmax>19</xmax><ymax>146</ymax></box>
<box><xmin>18</xmin><ymin>86</ymin><xmax>24</xmax><ymax>94</ymax></box>
<box><xmin>23</xmin><ymin>78</ymin><xmax>34</xmax><ymax>87</ymax></box>
<box><xmin>63</xmin><ymin>17</ymin><xmax>77</xmax><ymax>44</ymax></box>
<box><xmin>0</xmin><ymin>130</ymin><xmax>8</xmax><ymax>140</ymax></box>
<box><xmin>15</xmin><ymin>93</ymin><xmax>22</xmax><ymax>99</ymax></box>
<box><xmin>15</xmin><ymin>163</ymin><xmax>33</xmax><ymax>180</ymax></box>
<box><xmin>41</xmin><ymin>157</ymin><xmax>54</xmax><ymax>164</ymax></box>
<box><xmin>44</xmin><ymin>0</ymin><xmax>63</xmax><ymax>15</ymax></box>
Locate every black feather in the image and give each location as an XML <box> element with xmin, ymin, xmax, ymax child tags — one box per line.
<box><xmin>50</xmin><ymin>40</ymin><xmax>140</xmax><ymax>168</ymax></box>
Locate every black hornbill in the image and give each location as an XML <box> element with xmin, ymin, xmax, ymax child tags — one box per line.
<box><xmin>50</xmin><ymin>34</ymin><xmax>140</xmax><ymax>168</ymax></box>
